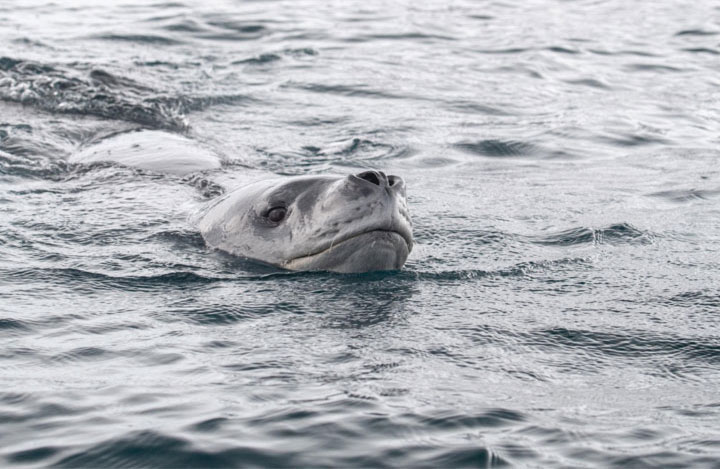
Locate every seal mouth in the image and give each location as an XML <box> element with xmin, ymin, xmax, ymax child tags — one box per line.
<box><xmin>283</xmin><ymin>229</ymin><xmax>412</xmax><ymax>271</ymax></box>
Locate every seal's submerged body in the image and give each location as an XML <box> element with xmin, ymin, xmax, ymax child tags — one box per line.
<box><xmin>71</xmin><ymin>130</ymin><xmax>413</xmax><ymax>273</ymax></box>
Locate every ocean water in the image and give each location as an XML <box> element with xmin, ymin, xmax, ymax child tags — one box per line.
<box><xmin>1</xmin><ymin>0</ymin><xmax>720</xmax><ymax>467</ymax></box>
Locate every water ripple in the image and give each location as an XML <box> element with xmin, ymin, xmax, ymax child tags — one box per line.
<box><xmin>531</xmin><ymin>327</ymin><xmax>720</xmax><ymax>367</ymax></box>
<box><xmin>454</xmin><ymin>139</ymin><xmax>537</xmax><ymax>158</ymax></box>
<box><xmin>53</xmin><ymin>430</ymin><xmax>290</xmax><ymax>469</ymax></box>
<box><xmin>529</xmin><ymin>223</ymin><xmax>653</xmax><ymax>246</ymax></box>
<box><xmin>649</xmin><ymin>188</ymin><xmax>720</xmax><ymax>203</ymax></box>
<box><xmin>91</xmin><ymin>33</ymin><xmax>184</xmax><ymax>45</ymax></box>
<box><xmin>287</xmin><ymin>82</ymin><xmax>414</xmax><ymax>100</ymax></box>
<box><xmin>675</xmin><ymin>29</ymin><xmax>719</xmax><ymax>37</ymax></box>
<box><xmin>0</xmin><ymin>58</ymin><xmax>257</xmax><ymax>132</ymax></box>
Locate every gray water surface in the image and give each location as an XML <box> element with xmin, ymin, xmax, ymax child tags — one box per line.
<box><xmin>2</xmin><ymin>1</ymin><xmax>720</xmax><ymax>467</ymax></box>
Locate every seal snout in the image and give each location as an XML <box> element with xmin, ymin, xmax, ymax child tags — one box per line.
<box><xmin>356</xmin><ymin>170</ymin><xmax>384</xmax><ymax>186</ymax></box>
<box><xmin>354</xmin><ymin>170</ymin><xmax>402</xmax><ymax>187</ymax></box>
<box><xmin>352</xmin><ymin>170</ymin><xmax>404</xmax><ymax>192</ymax></box>
<box><xmin>346</xmin><ymin>170</ymin><xmax>411</xmax><ymax>250</ymax></box>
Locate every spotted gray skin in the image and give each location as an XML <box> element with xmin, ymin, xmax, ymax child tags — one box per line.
<box><xmin>198</xmin><ymin>171</ymin><xmax>412</xmax><ymax>273</ymax></box>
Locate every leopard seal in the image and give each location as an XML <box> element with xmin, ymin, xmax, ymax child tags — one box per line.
<box><xmin>197</xmin><ymin>171</ymin><xmax>412</xmax><ymax>273</ymax></box>
<box><xmin>71</xmin><ymin>130</ymin><xmax>412</xmax><ymax>273</ymax></box>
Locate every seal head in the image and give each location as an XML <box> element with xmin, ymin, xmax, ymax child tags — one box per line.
<box><xmin>198</xmin><ymin>170</ymin><xmax>412</xmax><ymax>273</ymax></box>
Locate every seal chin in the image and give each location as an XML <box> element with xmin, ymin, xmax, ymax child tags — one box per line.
<box><xmin>283</xmin><ymin>231</ymin><xmax>410</xmax><ymax>273</ymax></box>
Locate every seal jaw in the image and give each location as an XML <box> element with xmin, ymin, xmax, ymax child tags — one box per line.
<box><xmin>283</xmin><ymin>230</ymin><xmax>410</xmax><ymax>273</ymax></box>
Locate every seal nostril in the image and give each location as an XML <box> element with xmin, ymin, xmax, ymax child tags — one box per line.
<box><xmin>357</xmin><ymin>171</ymin><xmax>381</xmax><ymax>186</ymax></box>
<box><xmin>388</xmin><ymin>175</ymin><xmax>397</xmax><ymax>187</ymax></box>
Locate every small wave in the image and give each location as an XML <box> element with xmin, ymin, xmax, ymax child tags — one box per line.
<box><xmin>598</xmin><ymin>133</ymin><xmax>669</xmax><ymax>147</ymax></box>
<box><xmin>333</xmin><ymin>137</ymin><xmax>414</xmax><ymax>160</ymax></box>
<box><xmin>143</xmin><ymin>229</ymin><xmax>207</xmax><ymax>248</ymax></box>
<box><xmin>0</xmin><ymin>58</ymin><xmax>255</xmax><ymax>132</ymax></box>
<box><xmin>194</xmin><ymin>19</ymin><xmax>268</xmax><ymax>41</ymax></box>
<box><xmin>675</xmin><ymin>29</ymin><xmax>718</xmax><ymax>37</ymax></box>
<box><xmin>6</xmin><ymin>267</ymin><xmax>228</xmax><ymax>291</ymax></box>
<box><xmin>454</xmin><ymin>139</ymin><xmax>537</xmax><ymax>157</ymax></box>
<box><xmin>529</xmin><ymin>223</ymin><xmax>652</xmax><ymax>246</ymax></box>
<box><xmin>682</xmin><ymin>47</ymin><xmax>720</xmax><ymax>55</ymax></box>
<box><xmin>649</xmin><ymin>188</ymin><xmax>719</xmax><ymax>203</ymax></box>
<box><xmin>5</xmin><ymin>266</ymin><xmax>317</xmax><ymax>291</ymax></box>
<box><xmin>0</xmin><ymin>151</ymin><xmax>70</xmax><ymax>180</ymax></box>
<box><xmin>0</xmin><ymin>318</ymin><xmax>31</xmax><ymax>332</ymax></box>
<box><xmin>589</xmin><ymin>48</ymin><xmax>659</xmax><ymax>57</ymax></box>
<box><xmin>0</xmin><ymin>57</ymin><xmax>188</xmax><ymax>130</ymax></box>
<box><xmin>232</xmin><ymin>48</ymin><xmax>317</xmax><ymax>66</ymax></box>
<box><xmin>413</xmin><ymin>408</ymin><xmax>526</xmax><ymax>429</ymax></box>
<box><xmin>477</xmin><ymin>47</ymin><xmax>531</xmax><ymax>55</ymax></box>
<box><xmin>344</xmin><ymin>32</ymin><xmax>456</xmax><ymax>43</ymax></box>
<box><xmin>52</xmin><ymin>430</ymin><xmax>290</xmax><ymax>468</ymax></box>
<box><xmin>256</xmin><ymin>137</ymin><xmax>414</xmax><ymax>173</ymax></box>
<box><xmin>50</xmin><ymin>347</ymin><xmax>115</xmax><ymax>364</ymax></box>
<box><xmin>608</xmin><ymin>452</ymin><xmax>718</xmax><ymax>468</ymax></box>
<box><xmin>91</xmin><ymin>33</ymin><xmax>184</xmax><ymax>45</ymax></box>
<box><xmin>233</xmin><ymin>53</ymin><xmax>282</xmax><ymax>65</ymax></box>
<box><xmin>284</xmin><ymin>48</ymin><xmax>318</xmax><ymax>57</ymax></box>
<box><xmin>287</xmin><ymin>82</ymin><xmax>411</xmax><ymax>100</ymax></box>
<box><xmin>663</xmin><ymin>291</ymin><xmax>720</xmax><ymax>310</ymax></box>
<box><xmin>7</xmin><ymin>446</ymin><xmax>60</xmax><ymax>464</ymax></box>
<box><xmin>161</xmin><ymin>18</ymin><xmax>207</xmax><ymax>33</ymax></box>
<box><xmin>88</xmin><ymin>69</ymin><xmax>153</xmax><ymax>90</ymax></box>
<box><xmin>169</xmin><ymin>93</ymin><xmax>259</xmax><ymax>112</ymax></box>
<box><xmin>171</xmin><ymin>304</ymin><xmax>288</xmax><ymax>325</ymax></box>
<box><xmin>0</xmin><ymin>401</ymin><xmax>81</xmax><ymax>425</ymax></box>
<box><xmin>11</xmin><ymin>37</ymin><xmax>52</xmax><ymax>49</ymax></box>
<box><xmin>359</xmin><ymin>409</ymin><xmax>516</xmax><ymax>466</ymax></box>
<box><xmin>626</xmin><ymin>63</ymin><xmax>685</xmax><ymax>73</ymax></box>
<box><xmin>188</xmin><ymin>417</ymin><xmax>229</xmax><ymax>432</ymax></box>
<box><xmin>205</xmin><ymin>20</ymin><xmax>266</xmax><ymax>35</ymax></box>
<box><xmin>413</xmin><ymin>156</ymin><xmax>460</xmax><ymax>167</ymax></box>
<box><xmin>0</xmin><ymin>120</ymin><xmax>77</xmax><ymax>165</ymax></box>
<box><xmin>530</xmin><ymin>327</ymin><xmax>720</xmax><ymax>366</ymax></box>
<box><xmin>147</xmin><ymin>2</ymin><xmax>186</xmax><ymax>8</ymax></box>
<box><xmin>447</xmin><ymin>100</ymin><xmax>510</xmax><ymax>116</ymax></box>
<box><xmin>409</xmin><ymin>446</ymin><xmax>509</xmax><ymax>467</ymax></box>
<box><xmin>180</xmin><ymin>174</ymin><xmax>226</xmax><ymax>199</ymax></box>
<box><xmin>132</xmin><ymin>59</ymin><xmax>182</xmax><ymax>68</ymax></box>
<box><xmin>401</xmin><ymin>257</ymin><xmax>589</xmax><ymax>282</ymax></box>
<box><xmin>564</xmin><ymin>78</ymin><xmax>610</xmax><ymax>89</ymax></box>
<box><xmin>546</xmin><ymin>46</ymin><xmax>580</xmax><ymax>55</ymax></box>
<box><xmin>469</xmin><ymin>14</ymin><xmax>494</xmax><ymax>20</ymax></box>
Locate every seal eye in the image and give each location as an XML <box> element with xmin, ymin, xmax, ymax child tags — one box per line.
<box><xmin>266</xmin><ymin>206</ymin><xmax>287</xmax><ymax>223</ymax></box>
